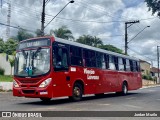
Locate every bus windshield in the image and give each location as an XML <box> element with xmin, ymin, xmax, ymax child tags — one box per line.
<box><xmin>14</xmin><ymin>48</ymin><xmax>50</xmax><ymax>77</ymax></box>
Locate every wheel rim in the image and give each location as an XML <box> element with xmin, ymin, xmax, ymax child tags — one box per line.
<box><xmin>74</xmin><ymin>86</ymin><xmax>81</xmax><ymax>97</ymax></box>
<box><xmin>124</xmin><ymin>85</ymin><xmax>127</xmax><ymax>94</ymax></box>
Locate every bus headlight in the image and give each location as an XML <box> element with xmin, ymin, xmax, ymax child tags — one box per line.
<box><xmin>13</xmin><ymin>80</ymin><xmax>19</xmax><ymax>88</ymax></box>
<box><xmin>39</xmin><ymin>78</ymin><xmax>52</xmax><ymax>88</ymax></box>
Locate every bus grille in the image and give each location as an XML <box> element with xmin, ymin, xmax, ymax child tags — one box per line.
<box><xmin>22</xmin><ymin>90</ymin><xmax>35</xmax><ymax>94</ymax></box>
<box><xmin>19</xmin><ymin>79</ymin><xmax>40</xmax><ymax>84</ymax></box>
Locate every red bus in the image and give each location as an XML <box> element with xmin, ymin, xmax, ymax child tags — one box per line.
<box><xmin>13</xmin><ymin>36</ymin><xmax>142</xmax><ymax>101</ymax></box>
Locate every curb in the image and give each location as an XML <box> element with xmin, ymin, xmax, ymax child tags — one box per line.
<box><xmin>141</xmin><ymin>84</ymin><xmax>160</xmax><ymax>89</ymax></box>
<box><xmin>0</xmin><ymin>82</ymin><xmax>13</xmax><ymax>91</ymax></box>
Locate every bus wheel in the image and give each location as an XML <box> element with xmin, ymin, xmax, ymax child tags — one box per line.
<box><xmin>122</xmin><ymin>83</ymin><xmax>128</xmax><ymax>95</ymax></box>
<box><xmin>70</xmin><ymin>83</ymin><xmax>82</xmax><ymax>101</ymax></box>
<box><xmin>40</xmin><ymin>97</ymin><xmax>51</xmax><ymax>102</ymax></box>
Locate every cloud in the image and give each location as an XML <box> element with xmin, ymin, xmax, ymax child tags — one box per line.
<box><xmin>0</xmin><ymin>0</ymin><xmax>160</xmax><ymax>67</ymax></box>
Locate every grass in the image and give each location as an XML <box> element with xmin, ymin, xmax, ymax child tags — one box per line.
<box><xmin>0</xmin><ymin>75</ymin><xmax>13</xmax><ymax>82</ymax></box>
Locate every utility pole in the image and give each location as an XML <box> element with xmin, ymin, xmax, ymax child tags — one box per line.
<box><xmin>41</xmin><ymin>0</ymin><xmax>45</xmax><ymax>36</ymax></box>
<box><xmin>124</xmin><ymin>20</ymin><xmax>139</xmax><ymax>55</ymax></box>
<box><xmin>157</xmin><ymin>46</ymin><xmax>160</xmax><ymax>84</ymax></box>
<box><xmin>6</xmin><ymin>0</ymin><xmax>11</xmax><ymax>41</ymax></box>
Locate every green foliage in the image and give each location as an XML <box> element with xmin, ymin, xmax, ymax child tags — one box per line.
<box><xmin>145</xmin><ymin>0</ymin><xmax>160</xmax><ymax>17</ymax></box>
<box><xmin>142</xmin><ymin>75</ymin><xmax>153</xmax><ymax>80</ymax></box>
<box><xmin>35</xmin><ymin>29</ymin><xmax>42</xmax><ymax>37</ymax></box>
<box><xmin>50</xmin><ymin>26</ymin><xmax>74</xmax><ymax>40</ymax></box>
<box><xmin>0</xmin><ymin>75</ymin><xmax>13</xmax><ymax>82</ymax></box>
<box><xmin>8</xmin><ymin>56</ymin><xmax>15</xmax><ymax>68</ymax></box>
<box><xmin>0</xmin><ymin>67</ymin><xmax>5</xmax><ymax>75</ymax></box>
<box><xmin>4</xmin><ymin>38</ymin><xmax>18</xmax><ymax>55</ymax></box>
<box><xmin>99</xmin><ymin>44</ymin><xmax>123</xmax><ymax>54</ymax></box>
<box><xmin>0</xmin><ymin>38</ymin><xmax>5</xmax><ymax>53</ymax></box>
<box><xmin>17</xmin><ymin>29</ymin><xmax>34</xmax><ymax>41</ymax></box>
<box><xmin>76</xmin><ymin>35</ymin><xmax>103</xmax><ymax>47</ymax></box>
<box><xmin>8</xmin><ymin>53</ymin><xmax>15</xmax><ymax>75</ymax></box>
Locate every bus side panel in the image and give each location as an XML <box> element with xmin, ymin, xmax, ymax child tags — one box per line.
<box><xmin>127</xmin><ymin>72</ymin><xmax>142</xmax><ymax>90</ymax></box>
<box><xmin>52</xmin><ymin>71</ymin><xmax>72</xmax><ymax>97</ymax></box>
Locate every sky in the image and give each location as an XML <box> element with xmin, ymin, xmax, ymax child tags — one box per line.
<box><xmin>0</xmin><ymin>0</ymin><xmax>160</xmax><ymax>67</ymax></box>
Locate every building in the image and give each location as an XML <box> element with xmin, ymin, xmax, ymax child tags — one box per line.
<box><xmin>150</xmin><ymin>67</ymin><xmax>160</xmax><ymax>83</ymax></box>
<box><xmin>140</xmin><ymin>60</ymin><xmax>151</xmax><ymax>76</ymax></box>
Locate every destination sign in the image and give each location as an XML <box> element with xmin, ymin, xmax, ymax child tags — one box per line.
<box><xmin>18</xmin><ymin>38</ymin><xmax>51</xmax><ymax>49</ymax></box>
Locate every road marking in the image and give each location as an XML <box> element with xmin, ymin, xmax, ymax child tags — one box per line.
<box><xmin>124</xmin><ymin>104</ymin><xmax>142</xmax><ymax>109</ymax></box>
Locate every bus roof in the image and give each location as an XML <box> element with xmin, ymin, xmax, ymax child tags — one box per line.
<box><xmin>55</xmin><ymin>37</ymin><xmax>139</xmax><ymax>61</ymax></box>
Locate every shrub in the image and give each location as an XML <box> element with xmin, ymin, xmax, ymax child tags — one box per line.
<box><xmin>0</xmin><ymin>67</ymin><xmax>5</xmax><ymax>75</ymax></box>
<box><xmin>142</xmin><ymin>75</ymin><xmax>153</xmax><ymax>80</ymax></box>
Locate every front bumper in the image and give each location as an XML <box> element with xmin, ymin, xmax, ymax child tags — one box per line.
<box><xmin>13</xmin><ymin>86</ymin><xmax>52</xmax><ymax>98</ymax></box>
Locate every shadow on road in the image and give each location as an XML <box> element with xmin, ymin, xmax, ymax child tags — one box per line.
<box><xmin>18</xmin><ymin>92</ymin><xmax>138</xmax><ymax>106</ymax></box>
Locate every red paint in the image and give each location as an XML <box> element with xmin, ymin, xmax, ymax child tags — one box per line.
<box><xmin>13</xmin><ymin>36</ymin><xmax>142</xmax><ymax>99</ymax></box>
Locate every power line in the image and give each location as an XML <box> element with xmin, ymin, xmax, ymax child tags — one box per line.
<box><xmin>0</xmin><ymin>22</ymin><xmax>35</xmax><ymax>33</ymax></box>
<box><xmin>45</xmin><ymin>14</ymin><xmax>125</xmax><ymax>23</ymax></box>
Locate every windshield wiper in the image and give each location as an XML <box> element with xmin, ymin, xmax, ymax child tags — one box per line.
<box><xmin>32</xmin><ymin>47</ymin><xmax>41</xmax><ymax>59</ymax></box>
<box><xmin>22</xmin><ymin>49</ymin><xmax>28</xmax><ymax>59</ymax></box>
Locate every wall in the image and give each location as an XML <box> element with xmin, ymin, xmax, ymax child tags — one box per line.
<box><xmin>0</xmin><ymin>54</ymin><xmax>14</xmax><ymax>75</ymax></box>
<box><xmin>140</xmin><ymin>62</ymin><xmax>151</xmax><ymax>75</ymax></box>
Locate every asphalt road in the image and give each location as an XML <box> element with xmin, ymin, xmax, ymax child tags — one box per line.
<box><xmin>0</xmin><ymin>86</ymin><xmax>160</xmax><ymax>120</ymax></box>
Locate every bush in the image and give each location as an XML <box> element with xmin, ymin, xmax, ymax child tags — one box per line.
<box><xmin>142</xmin><ymin>75</ymin><xmax>153</xmax><ymax>80</ymax></box>
<box><xmin>0</xmin><ymin>67</ymin><xmax>5</xmax><ymax>75</ymax></box>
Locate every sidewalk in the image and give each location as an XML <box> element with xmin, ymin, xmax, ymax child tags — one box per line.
<box><xmin>141</xmin><ymin>84</ymin><xmax>160</xmax><ymax>89</ymax></box>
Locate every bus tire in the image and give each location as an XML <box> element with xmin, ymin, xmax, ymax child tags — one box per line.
<box><xmin>40</xmin><ymin>97</ymin><xmax>51</xmax><ymax>102</ymax></box>
<box><xmin>70</xmin><ymin>83</ymin><xmax>83</xmax><ymax>101</ymax></box>
<box><xmin>122</xmin><ymin>82</ymin><xmax>128</xmax><ymax>95</ymax></box>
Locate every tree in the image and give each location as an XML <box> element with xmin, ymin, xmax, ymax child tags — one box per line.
<box><xmin>50</xmin><ymin>26</ymin><xmax>74</xmax><ymax>40</ymax></box>
<box><xmin>145</xmin><ymin>0</ymin><xmax>160</xmax><ymax>17</ymax></box>
<box><xmin>4</xmin><ymin>38</ymin><xmax>18</xmax><ymax>55</ymax></box>
<box><xmin>35</xmin><ymin>29</ymin><xmax>42</xmax><ymax>37</ymax></box>
<box><xmin>8</xmin><ymin>55</ymin><xmax>15</xmax><ymax>75</ymax></box>
<box><xmin>0</xmin><ymin>38</ymin><xmax>5</xmax><ymax>53</ymax></box>
<box><xmin>17</xmin><ymin>29</ymin><xmax>34</xmax><ymax>41</ymax></box>
<box><xmin>92</xmin><ymin>36</ymin><xmax>103</xmax><ymax>47</ymax></box>
<box><xmin>76</xmin><ymin>35</ymin><xmax>103</xmax><ymax>47</ymax></box>
<box><xmin>99</xmin><ymin>45</ymin><xmax>123</xmax><ymax>54</ymax></box>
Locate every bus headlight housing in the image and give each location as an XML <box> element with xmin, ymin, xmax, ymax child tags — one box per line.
<box><xmin>39</xmin><ymin>78</ymin><xmax>52</xmax><ymax>88</ymax></box>
<box><xmin>13</xmin><ymin>80</ymin><xmax>19</xmax><ymax>88</ymax></box>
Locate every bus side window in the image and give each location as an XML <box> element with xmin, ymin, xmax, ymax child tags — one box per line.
<box><xmin>118</xmin><ymin>57</ymin><xmax>125</xmax><ymax>71</ymax></box>
<box><xmin>109</xmin><ymin>55</ymin><xmax>116</xmax><ymax>70</ymax></box>
<box><xmin>132</xmin><ymin>61</ymin><xmax>138</xmax><ymax>72</ymax></box>
<box><xmin>114</xmin><ymin>56</ymin><xmax>119</xmax><ymax>70</ymax></box>
<box><xmin>96</xmin><ymin>52</ymin><xmax>103</xmax><ymax>69</ymax></box>
<box><xmin>83</xmin><ymin>49</ymin><xmax>96</xmax><ymax>68</ymax></box>
<box><xmin>70</xmin><ymin>46</ymin><xmax>82</xmax><ymax>66</ymax></box>
<box><xmin>102</xmin><ymin>54</ymin><xmax>106</xmax><ymax>69</ymax></box>
<box><xmin>137</xmin><ymin>61</ymin><xmax>140</xmax><ymax>72</ymax></box>
<box><xmin>123</xmin><ymin>58</ymin><xmax>126</xmax><ymax>71</ymax></box>
<box><xmin>126</xmin><ymin>59</ymin><xmax>130</xmax><ymax>71</ymax></box>
<box><xmin>105</xmin><ymin>54</ymin><xmax>109</xmax><ymax>69</ymax></box>
<box><xmin>130</xmin><ymin>60</ymin><xmax>133</xmax><ymax>71</ymax></box>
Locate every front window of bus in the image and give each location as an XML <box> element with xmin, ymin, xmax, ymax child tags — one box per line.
<box><xmin>14</xmin><ymin>40</ymin><xmax>51</xmax><ymax>77</ymax></box>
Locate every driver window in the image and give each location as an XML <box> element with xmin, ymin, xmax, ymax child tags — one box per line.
<box><xmin>53</xmin><ymin>45</ymin><xmax>69</xmax><ymax>71</ymax></box>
